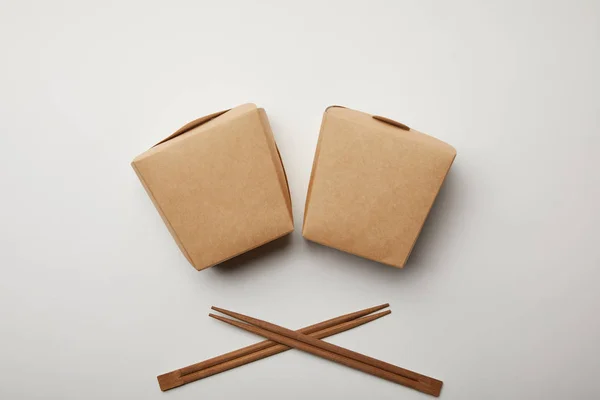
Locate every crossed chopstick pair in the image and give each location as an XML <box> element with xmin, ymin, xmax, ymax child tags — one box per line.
<box><xmin>158</xmin><ymin>303</ymin><xmax>443</xmax><ymax>397</ymax></box>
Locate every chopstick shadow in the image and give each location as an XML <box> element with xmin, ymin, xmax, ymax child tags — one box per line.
<box><xmin>305</xmin><ymin>166</ymin><xmax>461</xmax><ymax>278</ymax></box>
<box><xmin>210</xmin><ymin>234</ymin><xmax>293</xmax><ymax>274</ymax></box>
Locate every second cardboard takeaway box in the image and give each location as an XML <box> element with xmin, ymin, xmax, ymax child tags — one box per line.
<box><xmin>303</xmin><ymin>106</ymin><xmax>456</xmax><ymax>268</ymax></box>
<box><xmin>132</xmin><ymin>104</ymin><xmax>455</xmax><ymax>270</ymax></box>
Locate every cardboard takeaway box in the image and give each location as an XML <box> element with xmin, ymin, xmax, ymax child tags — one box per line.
<box><xmin>132</xmin><ymin>104</ymin><xmax>293</xmax><ymax>271</ymax></box>
<box><xmin>302</xmin><ymin>106</ymin><xmax>456</xmax><ymax>269</ymax></box>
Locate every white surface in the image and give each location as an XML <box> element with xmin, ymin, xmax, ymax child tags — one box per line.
<box><xmin>1</xmin><ymin>1</ymin><xmax>599</xmax><ymax>399</ymax></box>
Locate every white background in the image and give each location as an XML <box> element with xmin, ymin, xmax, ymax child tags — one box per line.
<box><xmin>1</xmin><ymin>1</ymin><xmax>599</xmax><ymax>399</ymax></box>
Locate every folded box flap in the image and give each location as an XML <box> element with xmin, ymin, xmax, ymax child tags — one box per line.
<box><xmin>325</xmin><ymin>105</ymin><xmax>347</xmax><ymax>111</ymax></box>
<box><xmin>372</xmin><ymin>115</ymin><xmax>410</xmax><ymax>131</ymax></box>
<box><xmin>327</xmin><ymin>105</ymin><xmax>456</xmax><ymax>157</ymax></box>
<box><xmin>153</xmin><ymin>109</ymin><xmax>230</xmax><ymax>147</ymax></box>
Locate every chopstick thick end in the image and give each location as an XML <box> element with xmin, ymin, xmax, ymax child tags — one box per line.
<box><xmin>418</xmin><ymin>377</ymin><xmax>443</xmax><ymax>397</ymax></box>
<box><xmin>157</xmin><ymin>371</ymin><xmax>184</xmax><ymax>391</ymax></box>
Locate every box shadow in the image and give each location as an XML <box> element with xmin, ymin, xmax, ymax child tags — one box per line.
<box><xmin>210</xmin><ymin>234</ymin><xmax>293</xmax><ymax>274</ymax></box>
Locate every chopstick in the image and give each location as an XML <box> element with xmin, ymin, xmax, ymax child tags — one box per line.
<box><xmin>157</xmin><ymin>303</ymin><xmax>389</xmax><ymax>391</ymax></box>
<box><xmin>210</xmin><ymin>307</ymin><xmax>443</xmax><ymax>397</ymax></box>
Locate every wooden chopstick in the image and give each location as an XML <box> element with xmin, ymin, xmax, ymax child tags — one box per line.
<box><xmin>157</xmin><ymin>303</ymin><xmax>389</xmax><ymax>391</ymax></box>
<box><xmin>210</xmin><ymin>307</ymin><xmax>443</xmax><ymax>397</ymax></box>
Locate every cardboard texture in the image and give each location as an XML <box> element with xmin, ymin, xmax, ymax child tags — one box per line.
<box><xmin>302</xmin><ymin>106</ymin><xmax>456</xmax><ymax>268</ymax></box>
<box><xmin>132</xmin><ymin>104</ymin><xmax>293</xmax><ymax>271</ymax></box>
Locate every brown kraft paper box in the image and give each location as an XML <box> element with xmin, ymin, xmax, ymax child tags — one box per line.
<box><xmin>132</xmin><ymin>103</ymin><xmax>293</xmax><ymax>271</ymax></box>
<box><xmin>302</xmin><ymin>106</ymin><xmax>456</xmax><ymax>269</ymax></box>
